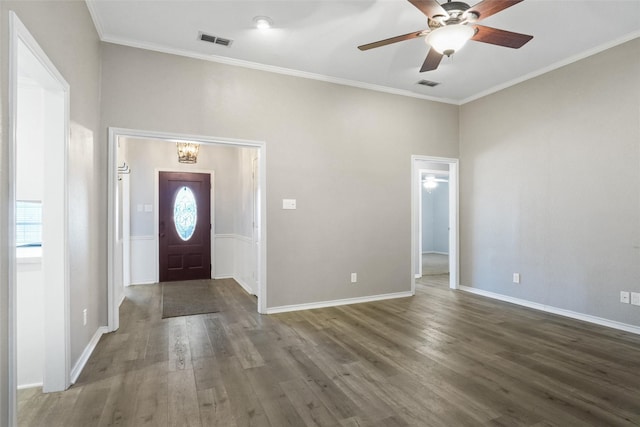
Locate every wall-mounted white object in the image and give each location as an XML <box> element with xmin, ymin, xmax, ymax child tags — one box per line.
<box><xmin>282</xmin><ymin>199</ymin><xmax>296</xmax><ymax>209</ymax></box>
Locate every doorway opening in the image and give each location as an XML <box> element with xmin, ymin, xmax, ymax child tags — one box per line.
<box><xmin>8</xmin><ymin>11</ymin><xmax>71</xmax><ymax>423</ymax></box>
<box><xmin>419</xmin><ymin>168</ymin><xmax>450</xmax><ymax>276</ymax></box>
<box><xmin>411</xmin><ymin>156</ymin><xmax>459</xmax><ymax>293</ymax></box>
<box><xmin>107</xmin><ymin>128</ymin><xmax>267</xmax><ymax>332</ymax></box>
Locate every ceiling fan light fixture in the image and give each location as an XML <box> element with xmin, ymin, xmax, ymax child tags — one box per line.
<box><xmin>426</xmin><ymin>24</ymin><xmax>475</xmax><ymax>57</ymax></box>
<box><xmin>423</xmin><ymin>176</ymin><xmax>439</xmax><ymax>192</ymax></box>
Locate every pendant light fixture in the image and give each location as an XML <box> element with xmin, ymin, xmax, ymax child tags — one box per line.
<box><xmin>176</xmin><ymin>142</ymin><xmax>199</xmax><ymax>164</ymax></box>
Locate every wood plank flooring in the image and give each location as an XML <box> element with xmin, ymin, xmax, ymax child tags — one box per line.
<box><xmin>18</xmin><ymin>276</ymin><xmax>640</xmax><ymax>426</ymax></box>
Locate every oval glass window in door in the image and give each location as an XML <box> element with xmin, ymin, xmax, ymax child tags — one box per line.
<box><xmin>174</xmin><ymin>186</ymin><xmax>197</xmax><ymax>241</ymax></box>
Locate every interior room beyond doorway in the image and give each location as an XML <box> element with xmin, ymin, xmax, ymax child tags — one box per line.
<box><xmin>119</xmin><ymin>136</ymin><xmax>258</xmax><ymax>290</ymax></box>
<box><xmin>421</xmin><ymin>168</ymin><xmax>450</xmax><ymax>278</ymax></box>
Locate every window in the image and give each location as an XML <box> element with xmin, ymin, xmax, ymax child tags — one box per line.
<box><xmin>16</xmin><ymin>200</ymin><xmax>42</xmax><ymax>247</ymax></box>
<box><xmin>173</xmin><ymin>186</ymin><xmax>197</xmax><ymax>241</ymax></box>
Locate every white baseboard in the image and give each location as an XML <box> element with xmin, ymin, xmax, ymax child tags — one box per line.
<box><xmin>423</xmin><ymin>251</ymin><xmax>449</xmax><ymax>255</ymax></box>
<box><xmin>70</xmin><ymin>326</ymin><xmax>108</xmax><ymax>384</ymax></box>
<box><xmin>266</xmin><ymin>291</ymin><xmax>414</xmax><ymax>315</ymax></box>
<box><xmin>459</xmin><ymin>286</ymin><xmax>640</xmax><ymax>335</ymax></box>
<box><xmin>214</xmin><ymin>275</ymin><xmax>233</xmax><ymax>280</ymax></box>
<box><xmin>415</xmin><ymin>273</ymin><xmax>422</xmax><ymax>279</ymax></box>
<box><xmin>17</xmin><ymin>382</ymin><xmax>43</xmax><ymax>390</ymax></box>
<box><xmin>233</xmin><ymin>276</ymin><xmax>255</xmax><ymax>296</ymax></box>
<box><xmin>129</xmin><ymin>280</ymin><xmax>157</xmax><ymax>286</ymax></box>
<box><xmin>119</xmin><ymin>294</ymin><xmax>125</xmax><ymax>307</ymax></box>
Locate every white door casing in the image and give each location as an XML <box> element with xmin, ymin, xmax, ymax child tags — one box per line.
<box><xmin>107</xmin><ymin>128</ymin><xmax>267</xmax><ymax>333</ymax></box>
<box><xmin>9</xmin><ymin>11</ymin><xmax>72</xmax><ymax>426</ymax></box>
<box><xmin>411</xmin><ymin>155</ymin><xmax>459</xmax><ymax>292</ymax></box>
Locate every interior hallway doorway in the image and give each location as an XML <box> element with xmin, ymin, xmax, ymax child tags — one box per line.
<box><xmin>107</xmin><ymin>129</ymin><xmax>267</xmax><ymax>333</ymax></box>
<box><xmin>411</xmin><ymin>155</ymin><xmax>459</xmax><ymax>293</ymax></box>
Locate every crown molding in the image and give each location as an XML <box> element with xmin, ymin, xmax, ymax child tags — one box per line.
<box><xmin>461</xmin><ymin>31</ymin><xmax>640</xmax><ymax>105</ymax></box>
<box><xmin>99</xmin><ymin>34</ymin><xmax>461</xmax><ymax>105</ymax></box>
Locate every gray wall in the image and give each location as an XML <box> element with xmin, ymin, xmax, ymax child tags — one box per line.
<box><xmin>0</xmin><ymin>1</ymin><xmax>103</xmax><ymax>422</ymax></box>
<box><xmin>460</xmin><ymin>38</ymin><xmax>640</xmax><ymax>326</ymax></box>
<box><xmin>100</xmin><ymin>43</ymin><xmax>460</xmax><ymax>308</ymax></box>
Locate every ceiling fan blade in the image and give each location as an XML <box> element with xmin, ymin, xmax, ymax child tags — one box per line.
<box><xmin>471</xmin><ymin>25</ymin><xmax>533</xmax><ymax>48</ymax></box>
<box><xmin>358</xmin><ymin>30</ymin><xmax>426</xmax><ymax>51</ymax></box>
<box><xmin>467</xmin><ymin>0</ymin><xmax>524</xmax><ymax>21</ymax></box>
<box><xmin>420</xmin><ymin>48</ymin><xmax>443</xmax><ymax>72</ymax></box>
<box><xmin>408</xmin><ymin>0</ymin><xmax>448</xmax><ymax>20</ymax></box>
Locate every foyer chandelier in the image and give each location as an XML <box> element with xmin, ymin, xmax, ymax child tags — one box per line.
<box><xmin>176</xmin><ymin>142</ymin><xmax>199</xmax><ymax>164</ymax></box>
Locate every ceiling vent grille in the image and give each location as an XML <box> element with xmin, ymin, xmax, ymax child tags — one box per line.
<box><xmin>199</xmin><ymin>32</ymin><xmax>233</xmax><ymax>47</ymax></box>
<box><xmin>417</xmin><ymin>79</ymin><xmax>440</xmax><ymax>87</ymax></box>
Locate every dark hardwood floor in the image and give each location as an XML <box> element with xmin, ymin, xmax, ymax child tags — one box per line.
<box><xmin>18</xmin><ymin>276</ymin><xmax>640</xmax><ymax>426</ymax></box>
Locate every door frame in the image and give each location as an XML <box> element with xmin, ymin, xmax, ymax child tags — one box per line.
<box><xmin>155</xmin><ymin>169</ymin><xmax>215</xmax><ymax>282</ymax></box>
<box><xmin>411</xmin><ymin>155</ymin><xmax>459</xmax><ymax>293</ymax></box>
<box><xmin>8</xmin><ymin>11</ymin><xmax>71</xmax><ymax>418</ymax></box>
<box><xmin>121</xmin><ymin>171</ymin><xmax>131</xmax><ymax>288</ymax></box>
<box><xmin>107</xmin><ymin>127</ymin><xmax>267</xmax><ymax>331</ymax></box>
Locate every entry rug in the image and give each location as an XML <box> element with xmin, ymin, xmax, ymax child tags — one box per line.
<box><xmin>161</xmin><ymin>280</ymin><xmax>219</xmax><ymax>318</ymax></box>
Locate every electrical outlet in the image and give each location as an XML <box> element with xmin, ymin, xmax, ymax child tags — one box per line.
<box><xmin>350</xmin><ymin>273</ymin><xmax>357</xmax><ymax>283</ymax></box>
<box><xmin>512</xmin><ymin>273</ymin><xmax>520</xmax><ymax>284</ymax></box>
<box><xmin>631</xmin><ymin>292</ymin><xmax>640</xmax><ymax>306</ymax></box>
<box><xmin>620</xmin><ymin>291</ymin><xmax>630</xmax><ymax>304</ymax></box>
<box><xmin>83</xmin><ymin>309</ymin><xmax>87</xmax><ymax>326</ymax></box>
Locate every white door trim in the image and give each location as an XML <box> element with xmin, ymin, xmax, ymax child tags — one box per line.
<box><xmin>411</xmin><ymin>155</ymin><xmax>459</xmax><ymax>293</ymax></box>
<box><xmin>416</xmin><ymin>168</ymin><xmax>429</xmax><ymax>278</ymax></box>
<box><xmin>107</xmin><ymin>127</ymin><xmax>267</xmax><ymax>331</ymax></box>
<box><xmin>121</xmin><ymin>172</ymin><xmax>131</xmax><ymax>289</ymax></box>
<box><xmin>8</xmin><ymin>11</ymin><xmax>71</xmax><ymax>421</ymax></box>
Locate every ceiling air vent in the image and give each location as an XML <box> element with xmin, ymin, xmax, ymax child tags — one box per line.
<box><xmin>417</xmin><ymin>79</ymin><xmax>440</xmax><ymax>87</ymax></box>
<box><xmin>199</xmin><ymin>32</ymin><xmax>233</xmax><ymax>47</ymax></box>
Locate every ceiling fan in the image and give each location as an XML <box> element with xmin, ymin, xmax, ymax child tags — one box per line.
<box><xmin>358</xmin><ymin>0</ymin><xmax>533</xmax><ymax>72</ymax></box>
<box><xmin>422</xmin><ymin>175</ymin><xmax>448</xmax><ymax>192</ymax></box>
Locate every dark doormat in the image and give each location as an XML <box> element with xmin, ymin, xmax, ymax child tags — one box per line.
<box><xmin>161</xmin><ymin>280</ymin><xmax>219</xmax><ymax>319</ymax></box>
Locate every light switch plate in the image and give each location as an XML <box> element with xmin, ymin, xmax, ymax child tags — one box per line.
<box><xmin>631</xmin><ymin>292</ymin><xmax>640</xmax><ymax>306</ymax></box>
<box><xmin>282</xmin><ymin>199</ymin><xmax>296</xmax><ymax>210</ymax></box>
<box><xmin>620</xmin><ymin>291</ymin><xmax>630</xmax><ymax>304</ymax></box>
<box><xmin>144</xmin><ymin>204</ymin><xmax>153</xmax><ymax>212</ymax></box>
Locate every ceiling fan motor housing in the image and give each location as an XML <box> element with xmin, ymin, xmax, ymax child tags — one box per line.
<box><xmin>441</xmin><ymin>1</ymin><xmax>471</xmax><ymax>21</ymax></box>
<box><xmin>358</xmin><ymin>0</ymin><xmax>533</xmax><ymax>73</ymax></box>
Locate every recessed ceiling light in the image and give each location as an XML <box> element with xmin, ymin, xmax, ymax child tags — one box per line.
<box><xmin>253</xmin><ymin>16</ymin><xmax>273</xmax><ymax>30</ymax></box>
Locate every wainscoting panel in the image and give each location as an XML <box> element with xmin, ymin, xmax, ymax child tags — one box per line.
<box><xmin>130</xmin><ymin>236</ymin><xmax>157</xmax><ymax>285</ymax></box>
<box><xmin>235</xmin><ymin>235</ymin><xmax>257</xmax><ymax>295</ymax></box>
<box><xmin>130</xmin><ymin>234</ymin><xmax>255</xmax><ymax>295</ymax></box>
<box><xmin>17</xmin><ymin>257</ymin><xmax>44</xmax><ymax>388</ymax></box>
<box><xmin>214</xmin><ymin>234</ymin><xmax>256</xmax><ymax>295</ymax></box>
<box><xmin>214</xmin><ymin>234</ymin><xmax>235</xmax><ymax>279</ymax></box>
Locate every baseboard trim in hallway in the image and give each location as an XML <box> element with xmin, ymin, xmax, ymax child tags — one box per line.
<box><xmin>266</xmin><ymin>290</ymin><xmax>414</xmax><ymax>314</ymax></box>
<box><xmin>460</xmin><ymin>285</ymin><xmax>640</xmax><ymax>335</ymax></box>
<box><xmin>70</xmin><ymin>326</ymin><xmax>109</xmax><ymax>384</ymax></box>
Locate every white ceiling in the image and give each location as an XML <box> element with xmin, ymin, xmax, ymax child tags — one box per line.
<box><xmin>87</xmin><ymin>0</ymin><xmax>640</xmax><ymax>104</ymax></box>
